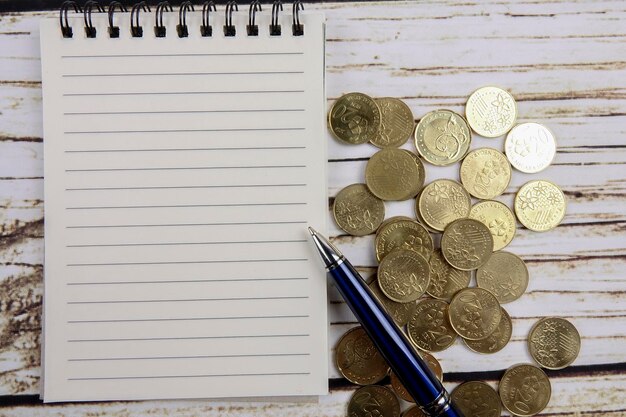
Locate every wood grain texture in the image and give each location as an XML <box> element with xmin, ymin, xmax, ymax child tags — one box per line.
<box><xmin>0</xmin><ymin>0</ymin><xmax>625</xmax><ymax>415</ymax></box>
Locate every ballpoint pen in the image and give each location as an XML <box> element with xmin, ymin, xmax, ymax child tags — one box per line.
<box><xmin>308</xmin><ymin>227</ymin><xmax>465</xmax><ymax>417</ymax></box>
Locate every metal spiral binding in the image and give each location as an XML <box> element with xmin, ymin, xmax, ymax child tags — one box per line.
<box><xmin>292</xmin><ymin>0</ymin><xmax>304</xmax><ymax>36</ymax></box>
<box><xmin>83</xmin><ymin>1</ymin><xmax>104</xmax><ymax>38</ymax></box>
<box><xmin>223</xmin><ymin>1</ymin><xmax>238</xmax><ymax>37</ymax></box>
<box><xmin>177</xmin><ymin>1</ymin><xmax>194</xmax><ymax>38</ymax></box>
<box><xmin>59</xmin><ymin>1</ymin><xmax>82</xmax><ymax>38</ymax></box>
<box><xmin>107</xmin><ymin>1</ymin><xmax>127</xmax><ymax>38</ymax></box>
<box><xmin>154</xmin><ymin>1</ymin><xmax>173</xmax><ymax>37</ymax></box>
<box><xmin>247</xmin><ymin>0</ymin><xmax>261</xmax><ymax>36</ymax></box>
<box><xmin>130</xmin><ymin>1</ymin><xmax>150</xmax><ymax>37</ymax></box>
<box><xmin>59</xmin><ymin>1</ymin><xmax>306</xmax><ymax>39</ymax></box>
<box><xmin>270</xmin><ymin>0</ymin><xmax>283</xmax><ymax>36</ymax></box>
<box><xmin>201</xmin><ymin>1</ymin><xmax>216</xmax><ymax>37</ymax></box>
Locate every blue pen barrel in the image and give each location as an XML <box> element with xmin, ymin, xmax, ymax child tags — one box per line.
<box><xmin>330</xmin><ymin>260</ymin><xmax>465</xmax><ymax>417</ymax></box>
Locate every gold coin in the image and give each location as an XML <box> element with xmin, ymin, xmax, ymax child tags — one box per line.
<box><xmin>328</xmin><ymin>92</ymin><xmax>381</xmax><ymax>145</ymax></box>
<box><xmin>333</xmin><ymin>183</ymin><xmax>385</xmax><ymax>236</ymax></box>
<box><xmin>499</xmin><ymin>364</ymin><xmax>551</xmax><ymax>417</ymax></box>
<box><xmin>366</xmin><ymin>148</ymin><xmax>422</xmax><ymax>201</ymax></box>
<box><xmin>469</xmin><ymin>200</ymin><xmax>516</xmax><ymax>251</ymax></box>
<box><xmin>459</xmin><ymin>148</ymin><xmax>511</xmax><ymax>199</ymax></box>
<box><xmin>371</xmin><ymin>97</ymin><xmax>415</xmax><ymax>148</ymax></box>
<box><xmin>464</xmin><ymin>307</ymin><xmax>512</xmax><ymax>354</ymax></box>
<box><xmin>378</xmin><ymin>215</ymin><xmax>416</xmax><ymax>231</ymax></box>
<box><xmin>451</xmin><ymin>381</ymin><xmax>502</xmax><ymax>417</ymax></box>
<box><xmin>368</xmin><ymin>279</ymin><xmax>418</xmax><ymax>327</ymax></box>
<box><xmin>505</xmin><ymin>122</ymin><xmax>557</xmax><ymax>173</ymax></box>
<box><xmin>449</xmin><ymin>288</ymin><xmax>502</xmax><ymax>340</ymax></box>
<box><xmin>420</xmin><ymin>351</ymin><xmax>444</xmax><ymax>382</ymax></box>
<box><xmin>402</xmin><ymin>406</ymin><xmax>428</xmax><ymax>417</ymax></box>
<box><xmin>465</xmin><ymin>86</ymin><xmax>517</xmax><ymax>138</ymax></box>
<box><xmin>426</xmin><ymin>249</ymin><xmax>471</xmax><ymax>301</ymax></box>
<box><xmin>414</xmin><ymin>110</ymin><xmax>471</xmax><ymax>166</ymax></box>
<box><xmin>348</xmin><ymin>385</ymin><xmax>401</xmax><ymax>417</ymax></box>
<box><xmin>408</xmin><ymin>299</ymin><xmax>457</xmax><ymax>352</ymax></box>
<box><xmin>515</xmin><ymin>180</ymin><xmax>566</xmax><ymax>232</ymax></box>
<box><xmin>375</xmin><ymin>219</ymin><xmax>434</xmax><ymax>263</ymax></box>
<box><xmin>528</xmin><ymin>317</ymin><xmax>581</xmax><ymax>370</ymax></box>
<box><xmin>389</xmin><ymin>370</ymin><xmax>414</xmax><ymax>402</ymax></box>
<box><xmin>335</xmin><ymin>326</ymin><xmax>389</xmax><ymax>385</ymax></box>
<box><xmin>417</xmin><ymin>180</ymin><xmax>471</xmax><ymax>232</ymax></box>
<box><xmin>476</xmin><ymin>251</ymin><xmax>528</xmax><ymax>304</ymax></box>
<box><xmin>441</xmin><ymin>219</ymin><xmax>493</xmax><ymax>271</ymax></box>
<box><xmin>402</xmin><ymin>150</ymin><xmax>426</xmax><ymax>198</ymax></box>
<box><xmin>378</xmin><ymin>249</ymin><xmax>430</xmax><ymax>303</ymax></box>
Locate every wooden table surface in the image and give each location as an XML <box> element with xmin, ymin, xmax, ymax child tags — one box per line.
<box><xmin>1</xmin><ymin>0</ymin><xmax>625</xmax><ymax>416</ymax></box>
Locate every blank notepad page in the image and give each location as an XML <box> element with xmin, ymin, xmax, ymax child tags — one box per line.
<box><xmin>40</xmin><ymin>11</ymin><xmax>327</xmax><ymax>402</ymax></box>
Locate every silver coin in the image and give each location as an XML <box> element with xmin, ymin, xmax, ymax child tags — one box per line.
<box><xmin>505</xmin><ymin>123</ymin><xmax>556</xmax><ymax>173</ymax></box>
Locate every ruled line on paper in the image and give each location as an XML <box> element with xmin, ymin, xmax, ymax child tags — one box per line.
<box><xmin>67</xmin><ymin>258</ymin><xmax>308</xmax><ymax>267</ymax></box>
<box><xmin>66</xmin><ymin>277</ymin><xmax>308</xmax><ymax>285</ymax></box>
<box><xmin>61</xmin><ymin>52</ymin><xmax>305</xmax><ymax>59</ymax></box>
<box><xmin>63</xmin><ymin>90</ymin><xmax>305</xmax><ymax>97</ymax></box>
<box><xmin>64</xmin><ymin>146</ymin><xmax>307</xmax><ymax>153</ymax></box>
<box><xmin>67</xmin><ymin>296</ymin><xmax>309</xmax><ymax>305</ymax></box>
<box><xmin>62</xmin><ymin>71</ymin><xmax>305</xmax><ymax>78</ymax></box>
<box><xmin>66</xmin><ymin>184</ymin><xmax>307</xmax><ymax>191</ymax></box>
<box><xmin>64</xmin><ymin>109</ymin><xmax>305</xmax><ymax>116</ymax></box>
<box><xmin>68</xmin><ymin>315</ymin><xmax>310</xmax><ymax>324</ymax></box>
<box><xmin>67</xmin><ymin>372</ymin><xmax>311</xmax><ymax>381</ymax></box>
<box><xmin>66</xmin><ymin>239</ymin><xmax>307</xmax><ymax>248</ymax></box>
<box><xmin>68</xmin><ymin>352</ymin><xmax>311</xmax><ymax>362</ymax></box>
<box><xmin>65</xmin><ymin>165</ymin><xmax>306</xmax><ymax>172</ymax></box>
<box><xmin>65</xmin><ymin>202</ymin><xmax>307</xmax><ymax>210</ymax></box>
<box><xmin>66</xmin><ymin>220</ymin><xmax>308</xmax><ymax>229</ymax></box>
<box><xmin>68</xmin><ymin>334</ymin><xmax>311</xmax><ymax>343</ymax></box>
<box><xmin>64</xmin><ymin>127</ymin><xmax>306</xmax><ymax>134</ymax></box>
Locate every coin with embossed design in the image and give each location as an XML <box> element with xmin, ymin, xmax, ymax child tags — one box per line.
<box><xmin>528</xmin><ymin>317</ymin><xmax>580</xmax><ymax>370</ymax></box>
<box><xmin>414</xmin><ymin>110</ymin><xmax>472</xmax><ymax>166</ymax></box>
<box><xmin>402</xmin><ymin>406</ymin><xmax>427</xmax><ymax>417</ymax></box>
<box><xmin>460</xmin><ymin>148</ymin><xmax>511</xmax><ymax>199</ymax></box>
<box><xmin>441</xmin><ymin>219</ymin><xmax>493</xmax><ymax>271</ymax></box>
<box><xmin>464</xmin><ymin>307</ymin><xmax>512</xmax><ymax>354</ymax></box>
<box><xmin>378</xmin><ymin>249</ymin><xmax>430</xmax><ymax>303</ymax></box>
<box><xmin>378</xmin><ymin>215</ymin><xmax>416</xmax><ymax>231</ymax></box>
<box><xmin>466</xmin><ymin>86</ymin><xmax>517</xmax><ymax>138</ymax></box>
<box><xmin>328</xmin><ymin>92</ymin><xmax>381</xmax><ymax>145</ymax></box>
<box><xmin>476</xmin><ymin>251</ymin><xmax>528</xmax><ymax>304</ymax></box>
<box><xmin>505</xmin><ymin>122</ymin><xmax>556</xmax><ymax>173</ymax></box>
<box><xmin>389</xmin><ymin>370</ymin><xmax>414</xmax><ymax>402</ymax></box>
<box><xmin>335</xmin><ymin>326</ymin><xmax>389</xmax><ymax>385</ymax></box>
<box><xmin>333</xmin><ymin>184</ymin><xmax>385</xmax><ymax>236</ymax></box>
<box><xmin>368</xmin><ymin>279</ymin><xmax>418</xmax><ymax>327</ymax></box>
<box><xmin>403</xmin><ymin>150</ymin><xmax>426</xmax><ymax>198</ymax></box>
<box><xmin>449</xmin><ymin>288</ymin><xmax>502</xmax><ymax>340</ymax></box>
<box><xmin>371</xmin><ymin>97</ymin><xmax>415</xmax><ymax>148</ymax></box>
<box><xmin>348</xmin><ymin>385</ymin><xmax>401</xmax><ymax>417</ymax></box>
<box><xmin>515</xmin><ymin>180</ymin><xmax>566</xmax><ymax>232</ymax></box>
<box><xmin>366</xmin><ymin>148</ymin><xmax>422</xmax><ymax>201</ymax></box>
<box><xmin>499</xmin><ymin>364</ymin><xmax>551</xmax><ymax>417</ymax></box>
<box><xmin>426</xmin><ymin>249</ymin><xmax>471</xmax><ymax>301</ymax></box>
<box><xmin>420</xmin><ymin>351</ymin><xmax>444</xmax><ymax>382</ymax></box>
<box><xmin>375</xmin><ymin>219</ymin><xmax>434</xmax><ymax>262</ymax></box>
<box><xmin>408</xmin><ymin>299</ymin><xmax>457</xmax><ymax>352</ymax></box>
<box><xmin>451</xmin><ymin>381</ymin><xmax>502</xmax><ymax>417</ymax></box>
<box><xmin>417</xmin><ymin>180</ymin><xmax>472</xmax><ymax>232</ymax></box>
<box><xmin>469</xmin><ymin>200</ymin><xmax>516</xmax><ymax>251</ymax></box>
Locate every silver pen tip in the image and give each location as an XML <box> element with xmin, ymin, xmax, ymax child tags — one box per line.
<box><xmin>307</xmin><ymin>226</ymin><xmax>344</xmax><ymax>269</ymax></box>
<box><xmin>308</xmin><ymin>226</ymin><xmax>317</xmax><ymax>236</ymax></box>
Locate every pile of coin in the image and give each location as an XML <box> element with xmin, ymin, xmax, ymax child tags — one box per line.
<box><xmin>328</xmin><ymin>88</ymin><xmax>580</xmax><ymax>417</ymax></box>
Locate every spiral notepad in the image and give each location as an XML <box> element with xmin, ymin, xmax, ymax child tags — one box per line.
<box><xmin>40</xmin><ymin>1</ymin><xmax>327</xmax><ymax>402</ymax></box>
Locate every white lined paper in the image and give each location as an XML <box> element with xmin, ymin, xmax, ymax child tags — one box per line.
<box><xmin>40</xmin><ymin>10</ymin><xmax>327</xmax><ymax>402</ymax></box>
